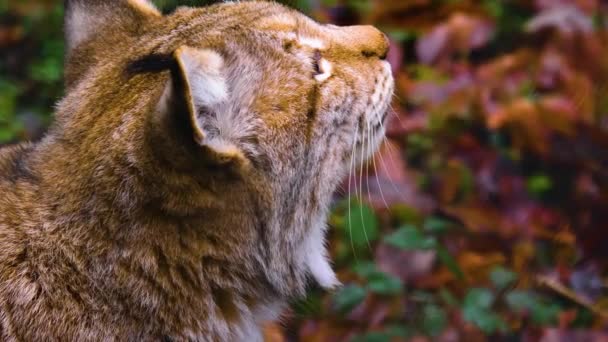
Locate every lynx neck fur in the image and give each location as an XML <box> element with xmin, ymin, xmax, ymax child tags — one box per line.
<box><xmin>0</xmin><ymin>0</ymin><xmax>394</xmax><ymax>340</ymax></box>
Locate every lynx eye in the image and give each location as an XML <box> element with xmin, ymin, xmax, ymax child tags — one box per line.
<box><xmin>313</xmin><ymin>50</ymin><xmax>322</xmax><ymax>75</ymax></box>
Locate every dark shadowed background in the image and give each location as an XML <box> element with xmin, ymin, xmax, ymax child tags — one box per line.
<box><xmin>2</xmin><ymin>0</ymin><xmax>608</xmax><ymax>341</ymax></box>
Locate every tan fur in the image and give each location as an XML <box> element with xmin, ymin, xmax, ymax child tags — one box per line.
<box><xmin>0</xmin><ymin>1</ymin><xmax>393</xmax><ymax>340</ymax></box>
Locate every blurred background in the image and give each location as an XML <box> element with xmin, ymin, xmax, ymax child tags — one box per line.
<box><xmin>3</xmin><ymin>0</ymin><xmax>608</xmax><ymax>340</ymax></box>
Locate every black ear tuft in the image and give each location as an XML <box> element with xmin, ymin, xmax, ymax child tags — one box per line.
<box><xmin>127</xmin><ymin>54</ymin><xmax>178</xmax><ymax>75</ymax></box>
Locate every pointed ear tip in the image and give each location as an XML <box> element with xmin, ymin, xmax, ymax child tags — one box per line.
<box><xmin>218</xmin><ymin>150</ymin><xmax>249</xmax><ymax>166</ymax></box>
<box><xmin>205</xmin><ymin>142</ymin><xmax>247</xmax><ymax>163</ymax></box>
<box><xmin>65</xmin><ymin>0</ymin><xmax>161</xmax><ymax>16</ymax></box>
<box><xmin>128</xmin><ymin>0</ymin><xmax>162</xmax><ymax>17</ymax></box>
<box><xmin>174</xmin><ymin>46</ymin><xmax>225</xmax><ymax>70</ymax></box>
<box><xmin>212</xmin><ymin>143</ymin><xmax>241</xmax><ymax>157</ymax></box>
<box><xmin>193</xmin><ymin>130</ymin><xmax>206</xmax><ymax>145</ymax></box>
<box><xmin>199</xmin><ymin>144</ymin><xmax>249</xmax><ymax>167</ymax></box>
<box><xmin>173</xmin><ymin>46</ymin><xmax>188</xmax><ymax>59</ymax></box>
<box><xmin>223</xmin><ymin>148</ymin><xmax>244</xmax><ymax>159</ymax></box>
<box><xmin>64</xmin><ymin>0</ymin><xmax>161</xmax><ymax>52</ymax></box>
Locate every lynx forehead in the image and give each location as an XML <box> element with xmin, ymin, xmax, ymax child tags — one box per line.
<box><xmin>0</xmin><ymin>0</ymin><xmax>394</xmax><ymax>340</ymax></box>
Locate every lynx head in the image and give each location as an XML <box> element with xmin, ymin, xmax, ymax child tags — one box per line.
<box><xmin>58</xmin><ymin>0</ymin><xmax>393</xmax><ymax>294</ymax></box>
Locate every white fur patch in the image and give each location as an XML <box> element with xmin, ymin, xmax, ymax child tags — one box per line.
<box><xmin>280</xmin><ymin>32</ymin><xmax>327</xmax><ymax>50</ymax></box>
<box><xmin>205</xmin><ymin>138</ymin><xmax>242</xmax><ymax>159</ymax></box>
<box><xmin>176</xmin><ymin>47</ymin><xmax>228</xmax><ymax>108</ymax></box>
<box><xmin>127</xmin><ymin>0</ymin><xmax>161</xmax><ymax>17</ymax></box>
<box><xmin>303</xmin><ymin>222</ymin><xmax>340</xmax><ymax>289</ymax></box>
<box><xmin>298</xmin><ymin>36</ymin><xmax>326</xmax><ymax>50</ymax></box>
<box><xmin>65</xmin><ymin>3</ymin><xmax>107</xmax><ymax>50</ymax></box>
<box><xmin>314</xmin><ymin>59</ymin><xmax>333</xmax><ymax>82</ymax></box>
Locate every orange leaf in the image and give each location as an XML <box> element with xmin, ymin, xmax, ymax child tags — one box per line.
<box><xmin>263</xmin><ymin>323</ymin><xmax>285</xmax><ymax>342</ymax></box>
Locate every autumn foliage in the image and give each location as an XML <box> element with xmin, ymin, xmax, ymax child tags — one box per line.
<box><xmin>273</xmin><ymin>0</ymin><xmax>608</xmax><ymax>340</ymax></box>
<box><xmin>3</xmin><ymin>0</ymin><xmax>608</xmax><ymax>341</ymax></box>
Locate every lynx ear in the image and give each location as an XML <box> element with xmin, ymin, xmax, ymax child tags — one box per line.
<box><xmin>173</xmin><ymin>47</ymin><xmax>228</xmax><ymax>145</ymax></box>
<box><xmin>156</xmin><ymin>46</ymin><xmax>246</xmax><ymax>165</ymax></box>
<box><xmin>64</xmin><ymin>0</ymin><xmax>161</xmax><ymax>52</ymax></box>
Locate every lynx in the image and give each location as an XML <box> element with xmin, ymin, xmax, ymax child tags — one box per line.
<box><xmin>0</xmin><ymin>0</ymin><xmax>393</xmax><ymax>340</ymax></box>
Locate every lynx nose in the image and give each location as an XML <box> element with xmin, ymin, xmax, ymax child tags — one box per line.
<box><xmin>350</xmin><ymin>25</ymin><xmax>390</xmax><ymax>60</ymax></box>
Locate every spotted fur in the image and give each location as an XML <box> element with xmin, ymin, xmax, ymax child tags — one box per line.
<box><xmin>0</xmin><ymin>0</ymin><xmax>393</xmax><ymax>340</ymax></box>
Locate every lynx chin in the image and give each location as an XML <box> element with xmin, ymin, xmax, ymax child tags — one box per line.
<box><xmin>0</xmin><ymin>0</ymin><xmax>394</xmax><ymax>340</ymax></box>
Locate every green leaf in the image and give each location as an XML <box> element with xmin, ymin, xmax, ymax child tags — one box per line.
<box><xmin>390</xmin><ymin>204</ymin><xmax>422</xmax><ymax>225</ymax></box>
<box><xmin>0</xmin><ymin>113</ymin><xmax>22</xmax><ymax>143</ymax></box>
<box><xmin>347</xmin><ymin>0</ymin><xmax>373</xmax><ymax>14</ymax></box>
<box><xmin>464</xmin><ymin>288</ymin><xmax>495</xmax><ymax>309</ymax></box>
<box><xmin>384</xmin><ymin>225</ymin><xmax>437</xmax><ymax>250</ymax></box>
<box><xmin>333</xmin><ymin>284</ymin><xmax>367</xmax><ymax>314</ymax></box>
<box><xmin>367</xmin><ymin>271</ymin><xmax>403</xmax><ymax>296</ymax></box>
<box><xmin>386</xmin><ymin>29</ymin><xmax>416</xmax><ymax>42</ymax></box>
<box><xmin>351</xmin><ymin>326</ymin><xmax>411</xmax><ymax>342</ymax></box>
<box><xmin>0</xmin><ymin>128</ymin><xmax>16</xmax><ymax>142</ymax></box>
<box><xmin>406</xmin><ymin>133</ymin><xmax>434</xmax><ymax>152</ymax></box>
<box><xmin>422</xmin><ymin>304</ymin><xmax>448</xmax><ymax>337</ymax></box>
<box><xmin>351</xmin><ymin>332</ymin><xmax>391</xmax><ymax>342</ymax></box>
<box><xmin>439</xmin><ymin>287</ymin><xmax>459</xmax><ymax>307</ymax></box>
<box><xmin>353</xmin><ymin>262</ymin><xmax>403</xmax><ymax>296</ymax></box>
<box><xmin>352</xmin><ymin>261</ymin><xmax>378</xmax><ymax>278</ymax></box>
<box><xmin>423</xmin><ymin>217</ymin><xmax>454</xmax><ymax>234</ymax></box>
<box><xmin>294</xmin><ymin>0</ymin><xmax>314</xmax><ymax>12</ymax></box>
<box><xmin>458</xmin><ymin>165</ymin><xmax>475</xmax><ymax>200</ymax></box>
<box><xmin>483</xmin><ymin>0</ymin><xmax>504</xmax><ymax>18</ymax></box>
<box><xmin>0</xmin><ymin>80</ymin><xmax>18</xmax><ymax>119</ymax></box>
<box><xmin>291</xmin><ymin>292</ymin><xmax>322</xmax><ymax>317</ymax></box>
<box><xmin>408</xmin><ymin>65</ymin><xmax>448</xmax><ymax>83</ymax></box>
<box><xmin>384</xmin><ymin>325</ymin><xmax>412</xmax><ymax>338</ymax></box>
<box><xmin>505</xmin><ymin>290</ymin><xmax>533</xmax><ymax>312</ymax></box>
<box><xmin>346</xmin><ymin>201</ymin><xmax>379</xmax><ymax>249</ymax></box>
<box><xmin>526</xmin><ymin>174</ymin><xmax>553</xmax><ymax>196</ymax></box>
<box><xmin>462</xmin><ymin>288</ymin><xmax>507</xmax><ymax>334</ymax></box>
<box><xmin>490</xmin><ymin>266</ymin><xmax>517</xmax><ymax>290</ymax></box>
<box><xmin>530</xmin><ymin>302</ymin><xmax>561</xmax><ymax>325</ymax></box>
<box><xmin>436</xmin><ymin>245</ymin><xmax>465</xmax><ymax>280</ymax></box>
<box><xmin>519</xmin><ymin>79</ymin><xmax>538</xmax><ymax>100</ymax></box>
<box><xmin>320</xmin><ymin>0</ymin><xmax>338</xmax><ymax>6</ymax></box>
<box><xmin>571</xmin><ymin>307</ymin><xmax>594</xmax><ymax>328</ymax></box>
<box><xmin>505</xmin><ymin>290</ymin><xmax>560</xmax><ymax>325</ymax></box>
<box><xmin>467</xmin><ymin>310</ymin><xmax>507</xmax><ymax>334</ymax></box>
<box><xmin>29</xmin><ymin>57</ymin><xmax>63</xmax><ymax>83</ymax></box>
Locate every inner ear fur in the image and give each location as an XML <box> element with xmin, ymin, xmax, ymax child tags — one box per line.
<box><xmin>153</xmin><ymin>46</ymin><xmax>247</xmax><ymax>168</ymax></box>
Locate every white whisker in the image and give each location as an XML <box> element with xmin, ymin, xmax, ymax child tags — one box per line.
<box><xmin>358</xmin><ymin>122</ymin><xmax>371</xmax><ymax>251</ymax></box>
<box><xmin>347</xmin><ymin>123</ymin><xmax>359</xmax><ymax>259</ymax></box>
<box><xmin>371</xmin><ymin>128</ymin><xmax>390</xmax><ymax>210</ymax></box>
